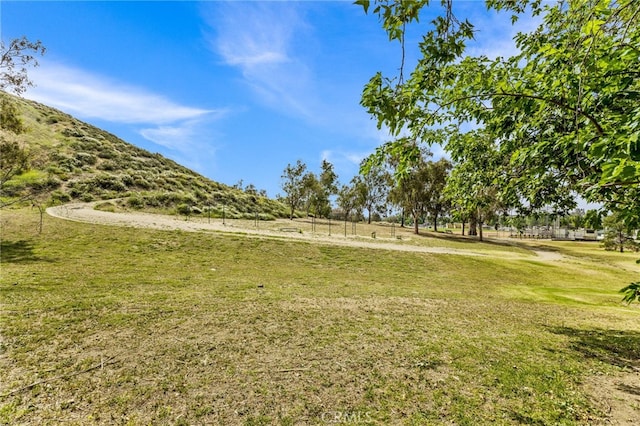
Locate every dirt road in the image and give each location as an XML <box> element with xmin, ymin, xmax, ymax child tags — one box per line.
<box><xmin>47</xmin><ymin>202</ymin><xmax>559</xmax><ymax>260</ymax></box>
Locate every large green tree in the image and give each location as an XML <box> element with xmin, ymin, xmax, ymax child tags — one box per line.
<box><xmin>445</xmin><ymin>130</ymin><xmax>513</xmax><ymax>241</ymax></box>
<box><xmin>358</xmin><ymin>0</ymin><xmax>639</xmax><ymax>223</ymax></box>
<box><xmin>358</xmin><ymin>0</ymin><xmax>639</xmax><ymax>300</ymax></box>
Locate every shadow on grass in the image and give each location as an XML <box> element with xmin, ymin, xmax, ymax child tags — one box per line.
<box><xmin>0</xmin><ymin>239</ymin><xmax>53</xmax><ymax>263</ymax></box>
<box><xmin>416</xmin><ymin>229</ymin><xmax>548</xmax><ymax>251</ymax></box>
<box><xmin>550</xmin><ymin>327</ymin><xmax>640</xmax><ymax>371</ymax></box>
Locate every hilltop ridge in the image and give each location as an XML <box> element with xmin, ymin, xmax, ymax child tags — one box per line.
<box><xmin>0</xmin><ymin>93</ymin><xmax>288</xmax><ymax>219</ymax></box>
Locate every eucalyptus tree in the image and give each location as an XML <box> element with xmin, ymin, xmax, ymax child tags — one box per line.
<box><xmin>423</xmin><ymin>158</ymin><xmax>452</xmax><ymax>232</ymax></box>
<box><xmin>444</xmin><ymin>130</ymin><xmax>513</xmax><ymax>241</ymax></box>
<box><xmin>388</xmin><ymin>150</ymin><xmax>452</xmax><ymax>235</ymax></box>
<box><xmin>313</xmin><ymin>159</ymin><xmax>339</xmax><ymax>218</ymax></box>
<box><xmin>319</xmin><ymin>159</ymin><xmax>339</xmax><ymax>200</ymax></box>
<box><xmin>296</xmin><ymin>160</ymin><xmax>340</xmax><ymax>219</ymax></box>
<box><xmin>354</xmin><ymin>161</ymin><xmax>391</xmax><ymax>224</ymax></box>
<box><xmin>281</xmin><ymin>160</ymin><xmax>308</xmax><ymax>219</ymax></box>
<box><xmin>337</xmin><ymin>182</ymin><xmax>359</xmax><ymax>224</ymax></box>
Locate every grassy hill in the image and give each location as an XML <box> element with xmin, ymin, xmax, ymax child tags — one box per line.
<box><xmin>0</xmin><ymin>93</ymin><xmax>289</xmax><ymax>219</ymax></box>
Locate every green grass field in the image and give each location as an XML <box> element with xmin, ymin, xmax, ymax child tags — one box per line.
<box><xmin>1</xmin><ymin>209</ymin><xmax>639</xmax><ymax>425</ymax></box>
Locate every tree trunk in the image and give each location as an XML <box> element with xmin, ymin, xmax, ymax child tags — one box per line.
<box><xmin>462</xmin><ymin>221</ymin><xmax>466</xmax><ymax>236</ymax></box>
<box><xmin>433</xmin><ymin>213</ymin><xmax>438</xmax><ymax>232</ymax></box>
<box><xmin>469</xmin><ymin>217</ymin><xmax>478</xmax><ymax>236</ymax></box>
<box><xmin>619</xmin><ymin>232</ymin><xmax>625</xmax><ymax>253</ymax></box>
<box><xmin>413</xmin><ymin>212</ymin><xmax>420</xmax><ymax>235</ymax></box>
<box><xmin>478</xmin><ymin>221</ymin><xmax>484</xmax><ymax>242</ymax></box>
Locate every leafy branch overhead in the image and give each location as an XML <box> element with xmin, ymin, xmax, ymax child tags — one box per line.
<box><xmin>358</xmin><ymin>0</ymin><xmax>639</xmax><ymax>224</ymax></box>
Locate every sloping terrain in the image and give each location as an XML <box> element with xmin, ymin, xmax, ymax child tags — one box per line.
<box><xmin>0</xmin><ymin>93</ymin><xmax>288</xmax><ymax>219</ymax></box>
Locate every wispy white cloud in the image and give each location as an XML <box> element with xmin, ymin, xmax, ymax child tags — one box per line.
<box><xmin>321</xmin><ymin>149</ymin><xmax>368</xmax><ymax>169</ymax></box>
<box><xmin>139</xmin><ymin>119</ymin><xmax>222</xmax><ymax>176</ymax></box>
<box><xmin>203</xmin><ymin>2</ymin><xmax>317</xmax><ymax>119</ymax></box>
<box><xmin>139</xmin><ymin>121</ymin><xmax>200</xmax><ymax>151</ymax></box>
<box><xmin>27</xmin><ymin>62</ymin><xmax>215</xmax><ymax>125</ymax></box>
<box><xmin>25</xmin><ymin>61</ymin><xmax>229</xmax><ymax>154</ymax></box>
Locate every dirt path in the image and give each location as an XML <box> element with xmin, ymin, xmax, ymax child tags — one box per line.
<box><xmin>47</xmin><ymin>202</ymin><xmax>555</xmax><ymax>261</ymax></box>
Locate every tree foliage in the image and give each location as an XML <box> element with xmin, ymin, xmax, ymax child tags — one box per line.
<box><xmin>281</xmin><ymin>159</ymin><xmax>339</xmax><ymax>219</ymax></box>
<box><xmin>0</xmin><ymin>137</ymin><xmax>29</xmax><ymax>192</ymax></box>
<box><xmin>280</xmin><ymin>160</ymin><xmax>308</xmax><ymax>219</ymax></box>
<box><xmin>1</xmin><ymin>36</ymin><xmax>46</xmax><ymax>95</ymax></box>
<box><xmin>422</xmin><ymin>158</ymin><xmax>452</xmax><ymax>232</ymax></box>
<box><xmin>353</xmin><ymin>161</ymin><xmax>391</xmax><ymax>224</ymax></box>
<box><xmin>602</xmin><ymin>212</ymin><xmax>639</xmax><ymax>253</ymax></box>
<box><xmin>388</xmin><ymin>149</ymin><xmax>451</xmax><ymax>235</ymax></box>
<box><xmin>337</xmin><ymin>182</ymin><xmax>359</xmax><ymax>222</ymax></box>
<box><xmin>358</xmin><ymin>0</ymin><xmax>640</xmax><ymax>298</ymax></box>
<box><xmin>620</xmin><ymin>280</ymin><xmax>640</xmax><ymax>304</ymax></box>
<box><xmin>359</xmin><ymin>0</ymin><xmax>639</xmax><ymax>226</ymax></box>
<box><xmin>1</xmin><ymin>37</ymin><xmax>46</xmax><ymax>206</ymax></box>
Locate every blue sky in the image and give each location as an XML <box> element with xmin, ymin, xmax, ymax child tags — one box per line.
<box><xmin>2</xmin><ymin>1</ymin><xmax>529</xmax><ymax>198</ymax></box>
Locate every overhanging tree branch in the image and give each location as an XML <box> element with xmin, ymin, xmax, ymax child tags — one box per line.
<box><xmin>431</xmin><ymin>91</ymin><xmax>605</xmax><ymax>136</ymax></box>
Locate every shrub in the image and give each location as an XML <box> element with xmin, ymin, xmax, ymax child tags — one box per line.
<box><xmin>95</xmin><ymin>201</ymin><xmax>116</xmax><ymax>212</ymax></box>
<box><xmin>92</xmin><ymin>174</ymin><xmax>126</xmax><ymax>192</ymax></box>
<box><xmin>75</xmin><ymin>152</ymin><xmax>97</xmax><ymax>166</ymax></box>
<box><xmin>120</xmin><ymin>174</ymin><xmax>134</xmax><ymax>187</ymax></box>
<box><xmin>50</xmin><ymin>190</ymin><xmax>71</xmax><ymax>203</ymax></box>
<box><xmin>97</xmin><ymin>160</ymin><xmax>118</xmax><ymax>171</ymax></box>
<box><xmin>133</xmin><ymin>176</ymin><xmax>152</xmax><ymax>189</ymax></box>
<box><xmin>127</xmin><ymin>196</ymin><xmax>144</xmax><ymax>209</ymax></box>
<box><xmin>97</xmin><ymin>148</ymin><xmax>118</xmax><ymax>159</ymax></box>
<box><xmin>176</xmin><ymin>203</ymin><xmax>191</xmax><ymax>216</ymax></box>
<box><xmin>69</xmin><ymin>187</ymin><xmax>83</xmax><ymax>198</ymax></box>
<box><xmin>61</xmin><ymin>127</ymin><xmax>84</xmax><ymax>138</ymax></box>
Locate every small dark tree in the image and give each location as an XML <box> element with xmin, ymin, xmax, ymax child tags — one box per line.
<box><xmin>602</xmin><ymin>213</ymin><xmax>639</xmax><ymax>253</ymax></box>
<box><xmin>0</xmin><ymin>138</ymin><xmax>29</xmax><ymax>192</ymax></box>
<box><xmin>337</xmin><ymin>183</ymin><xmax>358</xmax><ymax>228</ymax></box>
<box><xmin>423</xmin><ymin>158</ymin><xmax>452</xmax><ymax>232</ymax></box>
<box><xmin>1</xmin><ymin>37</ymin><xmax>46</xmax><ymax>208</ymax></box>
